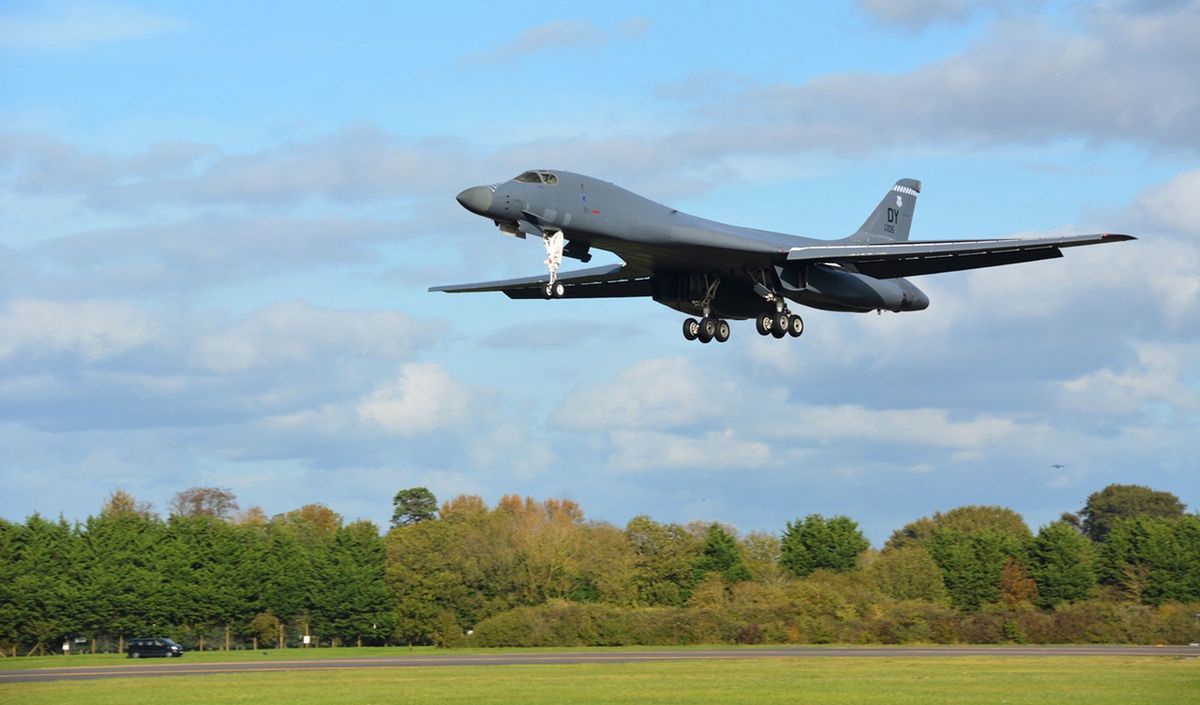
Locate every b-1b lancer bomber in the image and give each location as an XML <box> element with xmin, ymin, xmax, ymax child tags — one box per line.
<box><xmin>431</xmin><ymin>171</ymin><xmax>1135</xmax><ymax>343</ymax></box>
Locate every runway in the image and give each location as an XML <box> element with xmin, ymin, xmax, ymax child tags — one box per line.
<box><xmin>2</xmin><ymin>645</ymin><xmax>1195</xmax><ymax>683</ymax></box>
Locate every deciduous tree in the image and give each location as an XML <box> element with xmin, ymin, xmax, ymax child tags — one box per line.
<box><xmin>169</xmin><ymin>487</ymin><xmax>239</xmax><ymax>521</ymax></box>
<box><xmin>869</xmin><ymin>545</ymin><xmax>947</xmax><ymax>601</ymax></box>
<box><xmin>1079</xmin><ymin>485</ymin><xmax>1185</xmax><ymax>542</ymax></box>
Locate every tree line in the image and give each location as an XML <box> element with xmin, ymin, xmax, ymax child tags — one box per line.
<box><xmin>0</xmin><ymin>484</ymin><xmax>1197</xmax><ymax>654</ymax></box>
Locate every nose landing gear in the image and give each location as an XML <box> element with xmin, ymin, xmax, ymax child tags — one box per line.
<box><xmin>541</xmin><ymin>229</ymin><xmax>565</xmax><ymax>299</ymax></box>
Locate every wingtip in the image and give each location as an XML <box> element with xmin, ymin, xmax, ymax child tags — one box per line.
<box><xmin>1101</xmin><ymin>233</ymin><xmax>1138</xmax><ymax>241</ymax></box>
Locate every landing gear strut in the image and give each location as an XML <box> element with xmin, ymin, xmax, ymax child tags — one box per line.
<box><xmin>542</xmin><ymin>229</ymin><xmax>565</xmax><ymax>298</ymax></box>
<box><xmin>751</xmin><ymin>272</ymin><xmax>803</xmax><ymax>340</ymax></box>
<box><xmin>681</xmin><ymin>275</ymin><xmax>732</xmax><ymax>343</ymax></box>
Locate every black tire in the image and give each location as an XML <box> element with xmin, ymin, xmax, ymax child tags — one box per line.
<box><xmin>682</xmin><ymin>318</ymin><xmax>700</xmax><ymax>341</ymax></box>
<box><xmin>755</xmin><ymin>314</ymin><xmax>772</xmax><ymax>336</ymax></box>
<box><xmin>715</xmin><ymin>319</ymin><xmax>731</xmax><ymax>343</ymax></box>
<box><xmin>553</xmin><ymin>282</ymin><xmax>565</xmax><ymax>297</ymax></box>
<box><xmin>131</xmin><ymin>651</ymin><xmax>140</xmax><ymax>658</ymax></box>
<box><xmin>543</xmin><ymin>283</ymin><xmax>553</xmax><ymax>299</ymax></box>
<box><xmin>698</xmin><ymin>317</ymin><xmax>716</xmax><ymax>343</ymax></box>
<box><xmin>772</xmin><ymin>312</ymin><xmax>789</xmax><ymax>339</ymax></box>
<box><xmin>788</xmin><ymin>314</ymin><xmax>804</xmax><ymax>337</ymax></box>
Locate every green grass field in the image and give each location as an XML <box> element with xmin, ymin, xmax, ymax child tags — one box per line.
<box><xmin>3</xmin><ymin>656</ymin><xmax>1198</xmax><ymax>705</ymax></box>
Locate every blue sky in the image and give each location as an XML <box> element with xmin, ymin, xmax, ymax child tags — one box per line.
<box><xmin>1</xmin><ymin>1</ymin><xmax>1197</xmax><ymax>544</ymax></box>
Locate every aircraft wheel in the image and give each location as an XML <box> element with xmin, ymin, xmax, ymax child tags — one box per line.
<box><xmin>788</xmin><ymin>314</ymin><xmax>804</xmax><ymax>337</ymax></box>
<box><xmin>772</xmin><ymin>312</ymin><xmax>789</xmax><ymax>339</ymax></box>
<box><xmin>698</xmin><ymin>317</ymin><xmax>716</xmax><ymax>343</ymax></box>
<box><xmin>715</xmin><ymin>319</ymin><xmax>731</xmax><ymax>343</ymax></box>
<box><xmin>682</xmin><ymin>318</ymin><xmax>700</xmax><ymax>341</ymax></box>
<box><xmin>553</xmin><ymin>282</ymin><xmax>565</xmax><ymax>297</ymax></box>
<box><xmin>542</xmin><ymin>283</ymin><xmax>554</xmax><ymax>299</ymax></box>
<box><xmin>755</xmin><ymin>314</ymin><xmax>773</xmax><ymax>336</ymax></box>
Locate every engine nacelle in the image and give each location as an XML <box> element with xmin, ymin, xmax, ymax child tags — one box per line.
<box><xmin>776</xmin><ymin>263</ymin><xmax>929</xmax><ymax>313</ymax></box>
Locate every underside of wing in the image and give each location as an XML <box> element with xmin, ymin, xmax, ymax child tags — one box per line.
<box><xmin>429</xmin><ymin>263</ymin><xmax>652</xmax><ymax>299</ymax></box>
<box><xmin>787</xmin><ymin>233</ymin><xmax>1136</xmax><ymax>279</ymax></box>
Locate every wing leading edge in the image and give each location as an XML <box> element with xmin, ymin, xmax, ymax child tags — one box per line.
<box><xmin>787</xmin><ymin>233</ymin><xmax>1136</xmax><ymax>279</ymax></box>
<box><xmin>429</xmin><ymin>263</ymin><xmax>652</xmax><ymax>299</ymax></box>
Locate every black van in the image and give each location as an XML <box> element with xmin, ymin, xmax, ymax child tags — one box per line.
<box><xmin>127</xmin><ymin>638</ymin><xmax>184</xmax><ymax>658</ymax></box>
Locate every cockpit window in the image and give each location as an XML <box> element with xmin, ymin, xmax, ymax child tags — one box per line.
<box><xmin>514</xmin><ymin>171</ymin><xmax>558</xmax><ymax>185</ymax></box>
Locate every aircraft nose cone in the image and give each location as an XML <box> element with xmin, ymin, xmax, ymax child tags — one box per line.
<box><xmin>456</xmin><ymin>186</ymin><xmax>492</xmax><ymax>214</ymax></box>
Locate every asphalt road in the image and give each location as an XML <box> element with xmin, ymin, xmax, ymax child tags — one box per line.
<box><xmin>2</xmin><ymin>645</ymin><xmax>1196</xmax><ymax>683</ymax></box>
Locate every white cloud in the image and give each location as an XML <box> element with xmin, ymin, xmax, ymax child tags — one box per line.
<box><xmin>0</xmin><ymin>3</ymin><xmax>184</xmax><ymax>51</ymax></box>
<box><xmin>607</xmin><ymin>429</ymin><xmax>771</xmax><ymax>473</ymax></box>
<box><xmin>356</xmin><ymin>362</ymin><xmax>471</xmax><ymax>436</ymax></box>
<box><xmin>194</xmin><ymin>301</ymin><xmax>422</xmax><ymax>373</ymax></box>
<box><xmin>687</xmin><ymin>4</ymin><xmax>1200</xmax><ymax>154</ymax></box>
<box><xmin>764</xmin><ymin>404</ymin><xmax>1042</xmax><ymax>450</ymax></box>
<box><xmin>555</xmin><ymin>357</ymin><xmax>735</xmax><ymax>431</ymax></box>
<box><xmin>1059</xmin><ymin>342</ymin><xmax>1200</xmax><ymax>415</ymax></box>
<box><xmin>0</xmin><ymin>298</ymin><xmax>159</xmax><ymax>361</ymax></box>
<box><xmin>1127</xmin><ymin>168</ymin><xmax>1200</xmax><ymax>235</ymax></box>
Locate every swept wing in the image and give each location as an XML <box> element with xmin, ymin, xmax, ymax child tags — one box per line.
<box><xmin>429</xmin><ymin>263</ymin><xmax>651</xmax><ymax>299</ymax></box>
<box><xmin>789</xmin><ymin>233</ymin><xmax>1136</xmax><ymax>278</ymax></box>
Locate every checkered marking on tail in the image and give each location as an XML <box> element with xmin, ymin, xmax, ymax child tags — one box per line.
<box><xmin>891</xmin><ymin>184</ymin><xmax>919</xmax><ymax>197</ymax></box>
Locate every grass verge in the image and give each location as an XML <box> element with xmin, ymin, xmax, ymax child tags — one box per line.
<box><xmin>3</xmin><ymin>656</ymin><xmax>1198</xmax><ymax>705</ymax></box>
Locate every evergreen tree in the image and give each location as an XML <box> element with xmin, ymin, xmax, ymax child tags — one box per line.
<box><xmin>315</xmin><ymin>521</ymin><xmax>396</xmax><ymax>645</ymax></box>
<box><xmin>0</xmin><ymin>519</ymin><xmax>20</xmax><ymax>647</ymax></box>
<box><xmin>1029</xmin><ymin>521</ymin><xmax>1095</xmax><ymax>608</ymax></box>
<box><xmin>77</xmin><ymin>509</ymin><xmax>168</xmax><ymax>641</ymax></box>
<box><xmin>927</xmin><ymin>527</ymin><xmax>1026</xmax><ymax>611</ymax></box>
<box><xmin>1099</xmin><ymin>516</ymin><xmax>1200</xmax><ymax>604</ymax></box>
<box><xmin>780</xmin><ymin>514</ymin><xmax>870</xmax><ymax>577</ymax></box>
<box><xmin>10</xmin><ymin>515</ymin><xmax>82</xmax><ymax>651</ymax></box>
<box><xmin>692</xmin><ymin>523</ymin><xmax>751</xmax><ymax>584</ymax></box>
<box><xmin>391</xmin><ymin>487</ymin><xmax>438</xmax><ymax>528</ymax></box>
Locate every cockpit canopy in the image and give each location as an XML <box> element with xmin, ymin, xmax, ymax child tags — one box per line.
<box><xmin>515</xmin><ymin>171</ymin><xmax>558</xmax><ymax>185</ymax></box>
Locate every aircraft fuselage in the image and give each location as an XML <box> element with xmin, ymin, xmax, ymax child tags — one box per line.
<box><xmin>456</xmin><ymin>171</ymin><xmax>929</xmax><ymax>319</ymax></box>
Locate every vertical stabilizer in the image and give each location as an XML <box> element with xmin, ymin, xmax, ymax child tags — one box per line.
<box><xmin>849</xmin><ymin>178</ymin><xmax>920</xmax><ymax>243</ymax></box>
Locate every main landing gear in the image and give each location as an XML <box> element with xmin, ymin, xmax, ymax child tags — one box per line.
<box><xmin>680</xmin><ymin>275</ymin><xmax>732</xmax><ymax>343</ymax></box>
<box><xmin>754</xmin><ymin>310</ymin><xmax>804</xmax><ymax>339</ymax></box>
<box><xmin>682</xmin><ymin>316</ymin><xmax>731</xmax><ymax>344</ymax></box>
<box><xmin>748</xmin><ymin>271</ymin><xmax>803</xmax><ymax>340</ymax></box>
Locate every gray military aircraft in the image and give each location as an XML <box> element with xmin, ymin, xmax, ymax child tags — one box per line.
<box><xmin>431</xmin><ymin>170</ymin><xmax>1134</xmax><ymax>343</ymax></box>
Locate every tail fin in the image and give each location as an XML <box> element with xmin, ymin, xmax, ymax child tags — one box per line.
<box><xmin>848</xmin><ymin>178</ymin><xmax>921</xmax><ymax>243</ymax></box>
